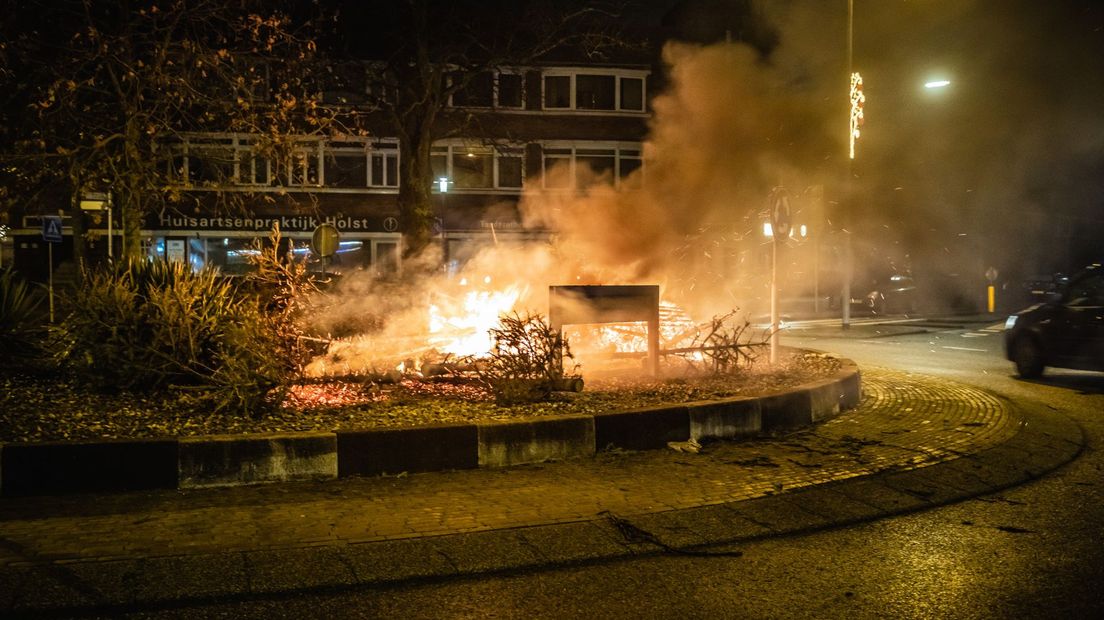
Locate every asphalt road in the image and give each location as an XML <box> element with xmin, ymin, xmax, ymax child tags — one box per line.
<box><xmin>88</xmin><ymin>316</ymin><xmax>1104</xmax><ymax>619</ymax></box>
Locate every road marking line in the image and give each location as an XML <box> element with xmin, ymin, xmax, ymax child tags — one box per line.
<box><xmin>942</xmin><ymin>345</ymin><xmax>988</xmax><ymax>352</ymax></box>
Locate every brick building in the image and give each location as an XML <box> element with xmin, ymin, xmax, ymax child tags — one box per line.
<box><xmin>7</xmin><ymin>61</ymin><xmax>652</xmax><ymax>281</ymax></box>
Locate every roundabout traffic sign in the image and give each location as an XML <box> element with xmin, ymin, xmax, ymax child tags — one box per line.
<box><xmin>770</xmin><ymin>187</ymin><xmax>791</xmax><ymax>238</ymax></box>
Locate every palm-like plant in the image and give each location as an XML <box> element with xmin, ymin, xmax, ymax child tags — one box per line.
<box><xmin>0</xmin><ymin>267</ymin><xmax>46</xmax><ymax>366</ymax></box>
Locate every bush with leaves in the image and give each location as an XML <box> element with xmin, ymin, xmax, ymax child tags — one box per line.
<box><xmin>51</xmin><ymin>258</ymin><xmax>290</xmax><ymax>414</ymax></box>
<box><xmin>0</xmin><ymin>266</ymin><xmax>46</xmax><ymax>367</ymax></box>
<box><xmin>475</xmin><ymin>312</ymin><xmax>576</xmax><ymax>406</ymax></box>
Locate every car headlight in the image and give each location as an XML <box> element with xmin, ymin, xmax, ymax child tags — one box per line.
<box><xmin>1005</xmin><ymin>315</ymin><xmax>1018</xmax><ymax>330</ymax></box>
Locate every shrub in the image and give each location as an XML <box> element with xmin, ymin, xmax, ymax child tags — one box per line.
<box><xmin>476</xmin><ymin>312</ymin><xmax>576</xmax><ymax>406</ymax></box>
<box><xmin>52</xmin><ymin>258</ymin><xmax>291</xmax><ymax>414</ymax></box>
<box><xmin>0</xmin><ymin>267</ymin><xmax>46</xmax><ymax>367</ymax></box>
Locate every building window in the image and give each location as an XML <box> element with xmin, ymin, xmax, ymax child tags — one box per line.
<box><xmin>431</xmin><ymin>143</ymin><xmax>525</xmax><ymax>191</ymax></box>
<box><xmin>324</xmin><ymin>142</ymin><xmax>368</xmax><ymax>188</ymax></box>
<box><xmin>543</xmin><ymin>75</ymin><xmax>571</xmax><ymax>109</ymax></box>
<box><xmin>497</xmin><ymin>148</ymin><xmax>523</xmax><ymax>187</ymax></box>
<box><xmin>576</xmin><ymin>75</ymin><xmax>615</xmax><ymax>110</ymax></box>
<box><xmin>322</xmin><ymin>139</ymin><xmax>399</xmax><ymax>188</ymax></box>
<box><xmin>162</xmin><ymin>133</ymin><xmax>400</xmax><ymax>191</ymax></box>
<box><xmin>541</xmin><ymin>142</ymin><xmax>644</xmax><ymax>189</ymax></box>
<box><xmin>453</xmin><ymin>146</ymin><xmax>494</xmax><ymax>189</ymax></box>
<box><xmin>620</xmin><ymin>77</ymin><xmax>644</xmax><ymax>112</ymax></box>
<box><xmin>542</xmin><ymin>69</ymin><xmax>648</xmax><ymax>113</ymax></box>
<box><xmin>451</xmin><ymin>71</ymin><xmax>494</xmax><ymax>108</ymax></box>
<box><xmin>370</xmin><ymin>146</ymin><xmax>399</xmax><ymax>188</ymax></box>
<box><xmin>498</xmin><ymin>73</ymin><xmax>524</xmax><ymax>108</ymax></box>
<box><xmin>283</xmin><ymin>140</ymin><xmax>322</xmax><ymax>187</ymax></box>
<box><xmin>450</xmin><ymin>70</ymin><xmax>525</xmax><ymax>109</ymax></box>
<box><xmin>163</xmin><ymin>136</ymin><xmax>248</xmax><ymax>187</ymax></box>
<box><xmin>619</xmin><ymin>148</ymin><xmax>643</xmax><ymax>188</ymax></box>
<box><xmin>542</xmin><ymin>147</ymin><xmax>573</xmax><ymax>188</ymax></box>
<box><xmin>239</xmin><ymin>144</ymin><xmax>271</xmax><ymax>185</ymax></box>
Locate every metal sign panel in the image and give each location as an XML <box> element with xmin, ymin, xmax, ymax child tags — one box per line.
<box><xmin>41</xmin><ymin>216</ymin><xmax>63</xmax><ymax>243</ymax></box>
<box><xmin>311</xmin><ymin>223</ymin><xmax>340</xmax><ymax>258</ymax></box>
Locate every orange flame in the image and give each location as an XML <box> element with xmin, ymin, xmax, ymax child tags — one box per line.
<box><xmin>428</xmin><ymin>282</ymin><xmax>527</xmax><ymax>357</ymax></box>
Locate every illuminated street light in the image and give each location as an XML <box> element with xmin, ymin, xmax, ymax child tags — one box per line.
<box><xmin>842</xmin><ymin>0</ymin><xmax>856</xmax><ymax>330</ymax></box>
<box><xmin>925</xmin><ymin>79</ymin><xmax>951</xmax><ymax>89</ymax></box>
<box><xmin>849</xmin><ymin>72</ymin><xmax>864</xmax><ymax>160</ymax></box>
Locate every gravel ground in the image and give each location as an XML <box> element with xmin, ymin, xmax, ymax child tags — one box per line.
<box><xmin>0</xmin><ymin>350</ymin><xmax>842</xmax><ymax>443</ymax></box>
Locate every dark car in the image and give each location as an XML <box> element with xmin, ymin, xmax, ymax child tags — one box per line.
<box><xmin>850</xmin><ymin>274</ymin><xmax>917</xmax><ymax>315</ymax></box>
<box><xmin>1004</xmin><ymin>263</ymin><xmax>1104</xmax><ymax>378</ymax></box>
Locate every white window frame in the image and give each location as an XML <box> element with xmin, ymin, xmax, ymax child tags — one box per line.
<box><xmin>368</xmin><ymin>141</ymin><xmax>400</xmax><ymax>188</ymax></box>
<box><xmin>431</xmin><ymin>141</ymin><xmax>526</xmax><ymax>192</ymax></box>
<box><xmin>321</xmin><ymin>138</ymin><xmax>400</xmax><ymax>189</ymax></box>
<box><xmin>161</xmin><ymin>133</ymin><xmax>402</xmax><ymax>193</ymax></box>
<box><xmin>540</xmin><ymin>141</ymin><xmax>644</xmax><ymax>189</ymax></box>
<box><xmin>447</xmin><ymin>69</ymin><xmax>526</xmax><ymax>110</ymax></box>
<box><xmin>284</xmin><ymin>139</ymin><xmax>323</xmax><ymax>187</ymax></box>
<box><xmin>540</xmin><ymin>67</ymin><xmax>649</xmax><ymax>113</ymax></box>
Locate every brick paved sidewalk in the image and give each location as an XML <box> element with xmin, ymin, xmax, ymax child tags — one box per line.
<box><xmin>0</xmin><ymin>369</ymin><xmax>1022</xmax><ymax>565</ymax></box>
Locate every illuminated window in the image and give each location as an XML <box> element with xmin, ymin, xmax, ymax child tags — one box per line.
<box><xmin>431</xmin><ymin>143</ymin><xmax>525</xmax><ymax>191</ymax></box>
<box><xmin>452</xmin><ymin>147</ymin><xmax>494</xmax><ymax>189</ymax></box>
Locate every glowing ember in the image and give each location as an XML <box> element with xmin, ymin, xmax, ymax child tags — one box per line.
<box><xmin>568</xmin><ymin>301</ymin><xmax>697</xmax><ymax>354</ymax></box>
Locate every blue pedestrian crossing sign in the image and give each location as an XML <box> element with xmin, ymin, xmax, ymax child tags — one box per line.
<box><xmin>41</xmin><ymin>216</ymin><xmax>63</xmax><ymax>243</ymax></box>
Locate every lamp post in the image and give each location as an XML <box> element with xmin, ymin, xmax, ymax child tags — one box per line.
<box><xmin>842</xmin><ymin>0</ymin><xmax>864</xmax><ymax>330</ymax></box>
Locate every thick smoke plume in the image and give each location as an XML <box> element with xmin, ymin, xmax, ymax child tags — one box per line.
<box><xmin>307</xmin><ymin>32</ymin><xmax>840</xmax><ymax>373</ymax></box>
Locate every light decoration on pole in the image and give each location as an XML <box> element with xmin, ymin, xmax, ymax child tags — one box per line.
<box><xmin>849</xmin><ymin>72</ymin><xmax>865</xmax><ymax>160</ymax></box>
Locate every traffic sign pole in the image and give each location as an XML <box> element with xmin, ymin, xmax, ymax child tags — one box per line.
<box><xmin>768</xmin><ymin>188</ymin><xmax>790</xmax><ymax>365</ymax></box>
<box><xmin>42</xmin><ymin>215</ymin><xmax>63</xmax><ymax>323</ymax></box>
<box><xmin>770</xmin><ymin>233</ymin><xmax>778</xmax><ymax>364</ymax></box>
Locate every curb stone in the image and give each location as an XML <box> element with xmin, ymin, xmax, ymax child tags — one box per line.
<box><xmin>0</xmin><ymin>376</ymin><xmax>1086</xmax><ymax>617</ymax></box>
<box><xmin>0</xmin><ymin>357</ymin><xmax>861</xmax><ymax>497</ymax></box>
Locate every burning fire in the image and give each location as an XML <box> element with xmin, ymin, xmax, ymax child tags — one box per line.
<box><xmin>428</xmin><ymin>280</ymin><xmax>527</xmax><ymax>357</ymax></box>
<box><xmin>305</xmin><ymin>274</ymin><xmax>716</xmax><ymax>381</ymax></box>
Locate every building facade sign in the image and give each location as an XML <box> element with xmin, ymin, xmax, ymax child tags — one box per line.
<box><xmin>152</xmin><ymin>213</ymin><xmax>385</xmax><ymax>233</ymax></box>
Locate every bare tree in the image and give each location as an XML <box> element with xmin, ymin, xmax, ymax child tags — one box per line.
<box><xmin>0</xmin><ymin>0</ymin><xmax>336</xmax><ymax>261</ymax></box>
<box><xmin>335</xmin><ymin>0</ymin><xmax>642</xmax><ymax>259</ymax></box>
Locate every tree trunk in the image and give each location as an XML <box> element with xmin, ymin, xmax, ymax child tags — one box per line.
<box><xmin>69</xmin><ymin>186</ymin><xmax>87</xmax><ymax>276</ymax></box>
<box><xmin>121</xmin><ymin>120</ymin><xmax>145</xmax><ymax>259</ymax></box>
<box><xmin>397</xmin><ymin>121</ymin><xmax>439</xmax><ymax>261</ymax></box>
<box><xmin>121</xmin><ymin>191</ymin><xmax>143</xmax><ymax>259</ymax></box>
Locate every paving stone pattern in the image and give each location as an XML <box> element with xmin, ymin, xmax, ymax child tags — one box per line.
<box><xmin>0</xmin><ymin>369</ymin><xmax>1018</xmax><ymax>567</ymax></box>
